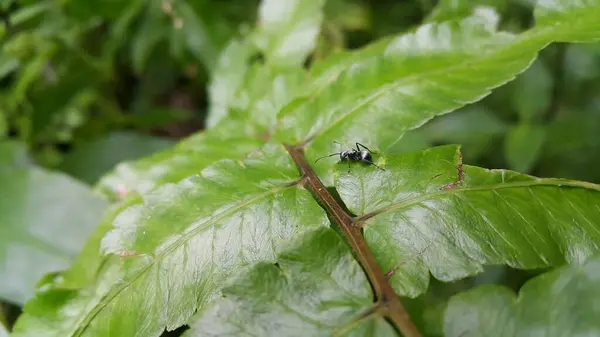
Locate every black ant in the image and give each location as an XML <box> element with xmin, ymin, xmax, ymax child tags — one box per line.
<box><xmin>315</xmin><ymin>141</ymin><xmax>385</xmax><ymax>172</ymax></box>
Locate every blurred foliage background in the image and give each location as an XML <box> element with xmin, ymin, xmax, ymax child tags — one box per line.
<box><xmin>1</xmin><ymin>0</ymin><xmax>600</xmax><ymax>333</ymax></box>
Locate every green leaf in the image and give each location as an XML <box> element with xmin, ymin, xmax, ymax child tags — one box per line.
<box><xmin>16</xmin><ymin>144</ymin><xmax>328</xmax><ymax>336</ymax></box>
<box><xmin>102</xmin><ymin>0</ymin><xmax>146</xmax><ymax>63</ymax></box>
<box><xmin>185</xmin><ymin>227</ymin><xmax>396</xmax><ymax>337</ymax></box>
<box><xmin>0</xmin><ymin>140</ymin><xmax>31</xmax><ymax>167</ymax></box>
<box><xmin>95</xmin><ymin>119</ymin><xmax>264</xmax><ymax>198</ymax></box>
<box><xmin>14</xmin><ymin>1</ymin><xmax>600</xmax><ymax>335</ymax></box>
<box><xmin>11</xmin><ymin>195</ymin><xmax>142</xmax><ymax>336</ymax></box>
<box><xmin>61</xmin><ymin>193</ymin><xmax>143</xmax><ymax>288</ymax></box>
<box><xmin>206</xmin><ymin>0</ymin><xmax>324</xmax><ymax>127</ymax></box>
<box><xmin>205</xmin><ymin>38</ymin><xmax>255</xmax><ymax>128</ymax></box>
<box><xmin>11</xmin><ymin>260</ymin><xmax>122</xmax><ymax>337</ymax></box>
<box><xmin>537</xmin><ymin>109</ymin><xmax>600</xmax><ymax>182</ymax></box>
<box><xmin>420</xmin><ymin>106</ymin><xmax>507</xmax><ymax>159</ymax></box>
<box><xmin>63</xmin><ymin>0</ymin><xmax>129</xmax><ymax>21</ymax></box>
<box><xmin>0</xmin><ymin>55</ymin><xmax>19</xmax><ymax>79</ymax></box>
<box><xmin>534</xmin><ymin>0</ymin><xmax>600</xmax><ymax>42</ymax></box>
<box><xmin>254</xmin><ymin>0</ymin><xmax>326</xmax><ymax>68</ymax></box>
<box><xmin>444</xmin><ymin>255</ymin><xmax>600</xmax><ymax>336</ymax></box>
<box><xmin>510</xmin><ymin>59</ymin><xmax>553</xmax><ymax>121</ymax></box>
<box><xmin>335</xmin><ymin>145</ymin><xmax>600</xmax><ymax>297</ymax></box>
<box><xmin>274</xmin><ymin>10</ymin><xmax>540</xmax><ymax>172</ymax></box>
<box><xmin>8</xmin><ymin>46</ymin><xmax>56</xmax><ymax>109</ymax></box>
<box><xmin>0</xmin><ymin>163</ymin><xmax>108</xmax><ymax>305</ymax></box>
<box><xmin>427</xmin><ymin>0</ymin><xmax>507</xmax><ymax>23</ymax></box>
<box><xmin>504</xmin><ymin>123</ymin><xmax>546</xmax><ymax>173</ymax></box>
<box><xmin>206</xmin><ymin>37</ymin><xmax>307</xmax><ymax>130</ymax></box>
<box><xmin>60</xmin><ymin>132</ymin><xmax>175</xmax><ymax>185</ymax></box>
<box><xmin>0</xmin><ymin>112</ymin><xmax>6</xmax><ymax>138</ymax></box>
<box><xmin>8</xmin><ymin>2</ymin><xmax>52</xmax><ymax>26</ymax></box>
<box><xmin>170</xmin><ymin>0</ymin><xmax>231</xmax><ymax>70</ymax></box>
<box><xmin>130</xmin><ymin>3</ymin><xmax>168</xmax><ymax>74</ymax></box>
<box><xmin>325</xmin><ymin>0</ymin><xmax>370</xmax><ymax>32</ymax></box>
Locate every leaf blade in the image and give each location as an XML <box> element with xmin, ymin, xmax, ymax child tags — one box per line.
<box><xmin>255</xmin><ymin>0</ymin><xmax>326</xmax><ymax>68</ymax></box>
<box><xmin>185</xmin><ymin>228</ymin><xmax>396</xmax><ymax>337</ymax></box>
<box><xmin>444</xmin><ymin>256</ymin><xmax>600</xmax><ymax>336</ymax></box>
<box><xmin>336</xmin><ymin>146</ymin><xmax>600</xmax><ymax>297</ymax></box>
<box><xmin>274</xmin><ymin>12</ymin><xmax>541</xmax><ymax>170</ymax></box>
<box><xmin>16</xmin><ymin>144</ymin><xmax>329</xmax><ymax>337</ymax></box>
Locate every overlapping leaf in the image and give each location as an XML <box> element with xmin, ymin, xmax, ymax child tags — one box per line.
<box><xmin>60</xmin><ymin>132</ymin><xmax>174</xmax><ymax>185</ymax></box>
<box><xmin>274</xmin><ymin>10</ymin><xmax>534</xmax><ymax>160</ymax></box>
<box><xmin>16</xmin><ymin>144</ymin><xmax>329</xmax><ymax>337</ymax></box>
<box><xmin>444</xmin><ymin>255</ymin><xmax>600</xmax><ymax>336</ymax></box>
<box><xmin>185</xmin><ymin>228</ymin><xmax>396</xmax><ymax>337</ymax></box>
<box><xmin>426</xmin><ymin>0</ymin><xmax>507</xmax><ymax>23</ymax></box>
<box><xmin>335</xmin><ymin>145</ymin><xmax>600</xmax><ymax>297</ymax></box>
<box><xmin>100</xmin><ymin>0</ymin><xmax>326</xmax><ymax>195</ymax></box>
<box><xmin>253</xmin><ymin>0</ymin><xmax>326</xmax><ymax>68</ymax></box>
<box><xmin>11</xmin><ymin>194</ymin><xmax>141</xmax><ymax>337</ymax></box>
<box><xmin>0</xmin><ymin>141</ymin><xmax>108</xmax><ymax>305</ymax></box>
<box><xmin>95</xmin><ymin>119</ymin><xmax>263</xmax><ymax>198</ymax></box>
<box><xmin>534</xmin><ymin>0</ymin><xmax>600</xmax><ymax>42</ymax></box>
<box><xmin>207</xmin><ymin>38</ymin><xmax>307</xmax><ymax>130</ymax></box>
<box><xmin>275</xmin><ymin>0</ymin><xmax>600</xmax><ymax>179</ymax></box>
<box><xmin>206</xmin><ymin>0</ymin><xmax>324</xmax><ymax>127</ymax></box>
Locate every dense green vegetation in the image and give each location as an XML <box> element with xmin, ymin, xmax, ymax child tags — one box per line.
<box><xmin>2</xmin><ymin>0</ymin><xmax>600</xmax><ymax>336</ymax></box>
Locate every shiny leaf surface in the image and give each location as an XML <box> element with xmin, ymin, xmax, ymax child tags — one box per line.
<box><xmin>444</xmin><ymin>255</ymin><xmax>600</xmax><ymax>337</ymax></box>
<box><xmin>336</xmin><ymin>145</ymin><xmax>600</xmax><ymax>297</ymax></box>
<box><xmin>185</xmin><ymin>228</ymin><xmax>396</xmax><ymax>337</ymax></box>
<box><xmin>17</xmin><ymin>144</ymin><xmax>328</xmax><ymax>337</ymax></box>
<box><xmin>207</xmin><ymin>38</ymin><xmax>307</xmax><ymax>130</ymax></box>
<box><xmin>254</xmin><ymin>0</ymin><xmax>326</xmax><ymax>68</ymax></box>
<box><xmin>206</xmin><ymin>0</ymin><xmax>322</xmax><ymax>127</ymax></box>
<box><xmin>534</xmin><ymin>0</ymin><xmax>600</xmax><ymax>42</ymax></box>
<box><xmin>426</xmin><ymin>0</ymin><xmax>507</xmax><ymax>23</ymax></box>
<box><xmin>274</xmin><ymin>9</ymin><xmax>532</xmax><ymax>159</ymax></box>
<box><xmin>12</xmin><ymin>0</ymin><xmax>600</xmax><ymax>336</ymax></box>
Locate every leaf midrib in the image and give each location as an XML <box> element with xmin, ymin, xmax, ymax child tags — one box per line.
<box><xmin>73</xmin><ymin>181</ymin><xmax>297</xmax><ymax>337</ymax></box>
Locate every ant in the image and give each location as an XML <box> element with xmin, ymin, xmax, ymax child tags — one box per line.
<box><xmin>315</xmin><ymin>141</ymin><xmax>385</xmax><ymax>172</ymax></box>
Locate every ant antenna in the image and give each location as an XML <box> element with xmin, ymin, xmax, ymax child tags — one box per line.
<box><xmin>315</xmin><ymin>141</ymin><xmax>343</xmax><ymax>163</ymax></box>
<box><xmin>315</xmin><ymin>153</ymin><xmax>340</xmax><ymax>163</ymax></box>
<box><xmin>366</xmin><ymin>160</ymin><xmax>385</xmax><ymax>171</ymax></box>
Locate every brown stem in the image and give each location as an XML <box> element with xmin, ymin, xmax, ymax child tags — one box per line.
<box><xmin>285</xmin><ymin>144</ymin><xmax>422</xmax><ymax>337</ymax></box>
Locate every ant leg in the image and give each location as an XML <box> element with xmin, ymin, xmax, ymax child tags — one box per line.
<box><xmin>364</xmin><ymin>159</ymin><xmax>385</xmax><ymax>171</ymax></box>
<box><xmin>347</xmin><ymin>158</ymin><xmax>351</xmax><ymax>173</ymax></box>
<box><xmin>356</xmin><ymin>142</ymin><xmax>373</xmax><ymax>153</ymax></box>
